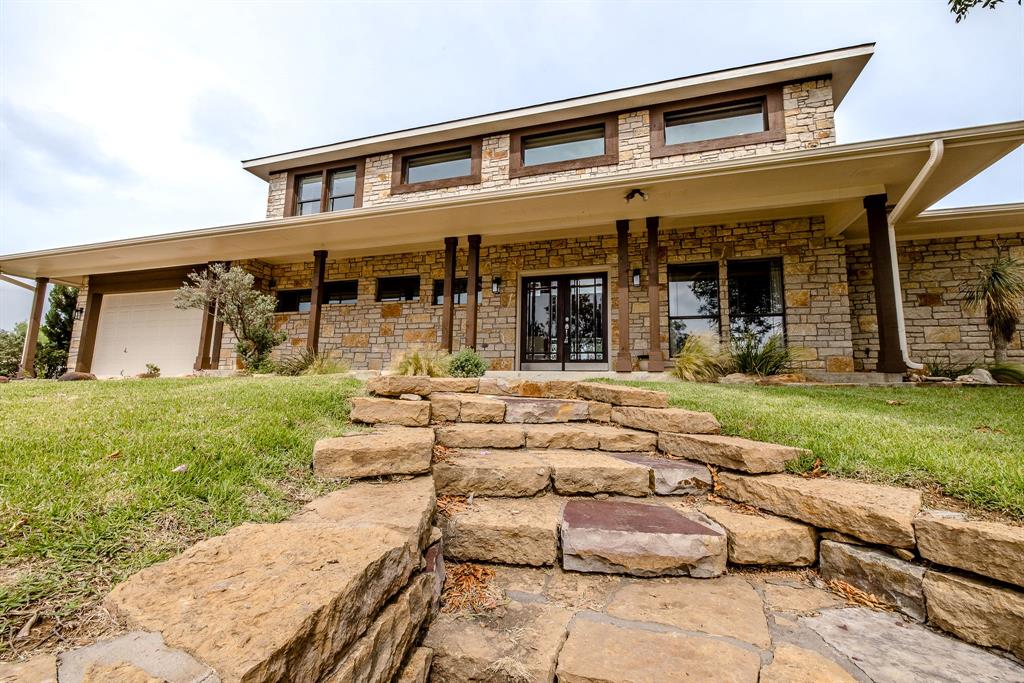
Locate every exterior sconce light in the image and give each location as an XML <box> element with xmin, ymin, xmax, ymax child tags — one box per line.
<box><xmin>632</xmin><ymin>269</ymin><xmax>641</xmax><ymax>287</ymax></box>
<box><xmin>73</xmin><ymin>306</ymin><xmax>85</xmax><ymax>321</ymax></box>
<box><xmin>491</xmin><ymin>276</ymin><xmax>503</xmax><ymax>295</ymax></box>
<box><xmin>268</xmin><ymin>278</ymin><xmax>278</xmax><ymax>289</ymax></box>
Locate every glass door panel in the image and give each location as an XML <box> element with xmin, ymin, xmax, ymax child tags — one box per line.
<box><xmin>521</xmin><ymin>272</ymin><xmax>607</xmax><ymax>370</ymax></box>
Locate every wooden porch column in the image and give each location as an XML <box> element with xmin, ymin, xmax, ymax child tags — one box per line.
<box><xmin>646</xmin><ymin>217</ymin><xmax>665</xmax><ymax>372</ymax></box>
<box><xmin>441</xmin><ymin>236</ymin><xmax>458</xmax><ymax>352</ymax></box>
<box><xmin>193</xmin><ymin>301</ymin><xmax>216</xmax><ymax>371</ymax></box>
<box><xmin>210</xmin><ymin>305</ymin><xmax>225</xmax><ymax>369</ymax></box>
<box><xmin>614</xmin><ymin>220</ymin><xmax>632</xmax><ymax>372</ymax></box>
<box><xmin>75</xmin><ymin>290</ymin><xmax>104</xmax><ymax>373</ymax></box>
<box><xmin>307</xmin><ymin>249</ymin><xmax>327</xmax><ymax>352</ymax></box>
<box><xmin>864</xmin><ymin>194</ymin><xmax>906</xmax><ymax>373</ymax></box>
<box><xmin>465</xmin><ymin>235</ymin><xmax>481</xmax><ymax>350</ymax></box>
<box><xmin>18</xmin><ymin>277</ymin><xmax>48</xmax><ymax>378</ymax></box>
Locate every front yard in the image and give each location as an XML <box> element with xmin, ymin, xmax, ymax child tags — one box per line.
<box><xmin>2</xmin><ymin>374</ymin><xmax>1022</xmax><ymax>660</ymax></box>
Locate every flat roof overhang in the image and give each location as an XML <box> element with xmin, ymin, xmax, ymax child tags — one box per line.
<box><xmin>2</xmin><ymin>121</ymin><xmax>1021</xmax><ymax>286</ymax></box>
<box><xmin>844</xmin><ymin>202</ymin><xmax>1024</xmax><ymax>245</ymax></box>
<box><xmin>242</xmin><ymin>44</ymin><xmax>874</xmax><ymax>180</ymax></box>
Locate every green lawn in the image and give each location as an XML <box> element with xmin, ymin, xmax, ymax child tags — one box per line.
<box><xmin>0</xmin><ymin>375</ymin><xmax>360</xmax><ymax>656</ymax></box>
<box><xmin>607</xmin><ymin>380</ymin><xmax>1024</xmax><ymax>519</ymax></box>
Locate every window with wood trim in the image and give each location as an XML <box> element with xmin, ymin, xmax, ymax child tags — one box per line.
<box><xmin>392</xmin><ymin>140</ymin><xmax>482</xmax><ymax>194</ymax></box>
<box><xmin>376</xmin><ymin>275</ymin><xmax>420</xmax><ymax>302</ymax></box>
<box><xmin>285</xmin><ymin>161</ymin><xmax>364</xmax><ymax>216</ymax></box>
<box><xmin>325</xmin><ymin>280</ymin><xmax>358</xmax><ymax>304</ymax></box>
<box><xmin>727</xmin><ymin>258</ymin><xmax>785</xmax><ymax>341</ymax></box>
<box><xmin>509</xmin><ymin>114</ymin><xmax>618</xmax><ymax>178</ymax></box>
<box><xmin>276</xmin><ymin>289</ymin><xmax>311</xmax><ymax>313</ymax></box>
<box><xmin>667</xmin><ymin>263</ymin><xmax>721</xmax><ymax>356</ymax></box>
<box><xmin>432</xmin><ymin>277</ymin><xmax>482</xmax><ymax>305</ymax></box>
<box><xmin>650</xmin><ymin>85</ymin><xmax>785</xmax><ymax>157</ymax></box>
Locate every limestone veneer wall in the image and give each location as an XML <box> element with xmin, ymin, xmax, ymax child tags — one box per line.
<box><xmin>265</xmin><ymin>80</ymin><xmax>835</xmax><ymax>219</ymax></box>
<box><xmin>847</xmin><ymin>233</ymin><xmax>1024</xmax><ymax>371</ymax></box>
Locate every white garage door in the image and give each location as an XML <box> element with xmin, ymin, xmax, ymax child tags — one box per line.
<box><xmin>91</xmin><ymin>290</ymin><xmax>204</xmax><ymax>378</ymax></box>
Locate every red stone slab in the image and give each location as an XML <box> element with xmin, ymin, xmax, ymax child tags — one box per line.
<box><xmin>562</xmin><ymin>499</ymin><xmax>721</xmax><ymax>536</ymax></box>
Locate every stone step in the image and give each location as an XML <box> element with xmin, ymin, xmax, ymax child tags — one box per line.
<box><xmin>494</xmin><ymin>395</ymin><xmax>592</xmax><ymax>423</ymax></box>
<box><xmin>434</xmin><ymin>422</ymin><xmax>656</xmax><ymax>451</ymax></box>
<box><xmin>611</xmin><ymin>405</ymin><xmax>721</xmax><ymax>434</ymax></box>
<box><xmin>575</xmin><ymin>381</ymin><xmax>669</xmax><ymax>408</ymax></box>
<box><xmin>313</xmin><ymin>426</ymin><xmax>434</xmax><ymax>479</ymax></box>
<box><xmin>429</xmin><ymin>392</ymin><xmax>603</xmax><ymax>424</ymax></box>
<box><xmin>659</xmin><ymin>433</ymin><xmax>808</xmax><ymax>473</ymax></box>
<box><xmin>700</xmin><ymin>503</ymin><xmax>817</xmax><ymax>567</ymax></box>
<box><xmin>608</xmin><ymin>452</ymin><xmax>712</xmax><ymax>495</ymax></box>
<box><xmin>441</xmin><ymin>495</ymin><xmax>563</xmax><ymax>566</ymax></box>
<box><xmin>351</xmin><ymin>396</ymin><xmax>431</xmax><ymax>427</ymax></box>
<box><xmin>429</xmin><ymin>392</ymin><xmax>506</xmax><ymax>423</ymax></box>
<box><xmin>560</xmin><ymin>498</ymin><xmax>727</xmax><ymax>577</ymax></box>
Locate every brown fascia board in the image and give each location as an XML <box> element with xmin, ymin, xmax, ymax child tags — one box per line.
<box><xmin>240</xmin><ymin>43</ymin><xmax>875</xmax><ymax>181</ymax></box>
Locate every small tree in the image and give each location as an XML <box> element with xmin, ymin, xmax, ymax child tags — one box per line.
<box><xmin>0</xmin><ymin>322</ymin><xmax>26</xmax><ymax>377</ymax></box>
<box><xmin>948</xmin><ymin>0</ymin><xmax>1020</xmax><ymax>23</ymax></box>
<box><xmin>961</xmin><ymin>253</ymin><xmax>1024</xmax><ymax>363</ymax></box>
<box><xmin>175</xmin><ymin>264</ymin><xmax>285</xmax><ymax>370</ymax></box>
<box><xmin>35</xmin><ymin>284</ymin><xmax>78</xmax><ymax>378</ymax></box>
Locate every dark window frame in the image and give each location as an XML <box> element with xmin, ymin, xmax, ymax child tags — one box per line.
<box><xmin>376</xmin><ymin>275</ymin><xmax>421</xmax><ymax>302</ymax></box>
<box><xmin>391</xmin><ymin>138</ymin><xmax>482</xmax><ymax>194</ymax></box>
<box><xmin>726</xmin><ymin>257</ymin><xmax>787</xmax><ymax>342</ymax></box>
<box><xmin>325</xmin><ymin>279</ymin><xmax>359</xmax><ymax>305</ymax></box>
<box><xmin>509</xmin><ymin>113</ymin><xmax>619</xmax><ymax>178</ymax></box>
<box><xmin>650</xmin><ymin>84</ymin><xmax>785</xmax><ymax>158</ymax></box>
<box><xmin>283</xmin><ymin>159</ymin><xmax>365</xmax><ymax>217</ymax></box>
<box><xmin>432</xmin><ymin>277</ymin><xmax>482</xmax><ymax>306</ymax></box>
<box><xmin>275</xmin><ymin>288</ymin><xmax>312</xmax><ymax>314</ymax></box>
<box><xmin>666</xmin><ymin>262</ymin><xmax>722</xmax><ymax>357</ymax></box>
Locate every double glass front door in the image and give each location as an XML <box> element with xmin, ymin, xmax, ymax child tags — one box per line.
<box><xmin>521</xmin><ymin>272</ymin><xmax>608</xmax><ymax>370</ymax></box>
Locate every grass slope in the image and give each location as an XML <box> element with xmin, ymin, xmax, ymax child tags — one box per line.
<box><xmin>610</xmin><ymin>380</ymin><xmax>1024</xmax><ymax>519</ymax></box>
<box><xmin>0</xmin><ymin>375</ymin><xmax>360</xmax><ymax>656</ymax></box>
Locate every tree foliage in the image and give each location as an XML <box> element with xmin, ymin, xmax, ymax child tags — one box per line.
<box><xmin>961</xmin><ymin>253</ymin><xmax>1024</xmax><ymax>363</ymax></box>
<box><xmin>0</xmin><ymin>322</ymin><xmax>26</xmax><ymax>377</ymax></box>
<box><xmin>175</xmin><ymin>264</ymin><xmax>285</xmax><ymax>370</ymax></box>
<box><xmin>35</xmin><ymin>285</ymin><xmax>78</xmax><ymax>378</ymax></box>
<box><xmin>948</xmin><ymin>0</ymin><xmax>1020</xmax><ymax>22</ymax></box>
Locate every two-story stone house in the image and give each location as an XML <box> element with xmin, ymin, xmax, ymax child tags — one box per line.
<box><xmin>3</xmin><ymin>43</ymin><xmax>1023</xmax><ymax>378</ymax></box>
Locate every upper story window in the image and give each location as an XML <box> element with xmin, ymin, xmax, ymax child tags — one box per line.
<box><xmin>376</xmin><ymin>275</ymin><xmax>420</xmax><ymax>302</ymax></box>
<box><xmin>650</xmin><ymin>85</ymin><xmax>785</xmax><ymax>158</ymax></box>
<box><xmin>286</xmin><ymin>161</ymin><xmax>364</xmax><ymax>216</ymax></box>
<box><xmin>275</xmin><ymin>279</ymin><xmax>359</xmax><ymax>312</ymax></box>
<box><xmin>432</xmin><ymin>277</ymin><xmax>482</xmax><ymax>305</ymax></box>
<box><xmin>667</xmin><ymin>263</ymin><xmax>720</xmax><ymax>356</ymax></box>
<box><xmin>325</xmin><ymin>279</ymin><xmax>358</xmax><ymax>304</ymax></box>
<box><xmin>392</xmin><ymin>140</ymin><xmax>482</xmax><ymax>194</ymax></box>
<box><xmin>276</xmin><ymin>289</ymin><xmax>311</xmax><ymax>313</ymax></box>
<box><xmin>510</xmin><ymin>115</ymin><xmax>618</xmax><ymax>178</ymax></box>
<box><xmin>727</xmin><ymin>258</ymin><xmax>785</xmax><ymax>341</ymax></box>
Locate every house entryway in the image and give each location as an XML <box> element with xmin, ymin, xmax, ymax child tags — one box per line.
<box><xmin>520</xmin><ymin>272</ymin><xmax>608</xmax><ymax>371</ymax></box>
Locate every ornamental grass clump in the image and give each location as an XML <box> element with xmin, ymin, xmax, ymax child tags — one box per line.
<box><xmin>729</xmin><ymin>333</ymin><xmax>794</xmax><ymax>376</ymax></box>
<box><xmin>447</xmin><ymin>348</ymin><xmax>488</xmax><ymax>377</ymax></box>
<box><xmin>392</xmin><ymin>346</ymin><xmax>450</xmax><ymax>377</ymax></box>
<box><xmin>671</xmin><ymin>333</ymin><xmax>731</xmax><ymax>382</ymax></box>
<box><xmin>276</xmin><ymin>348</ymin><xmax>351</xmax><ymax>376</ymax></box>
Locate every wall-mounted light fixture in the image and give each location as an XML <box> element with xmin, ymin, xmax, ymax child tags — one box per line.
<box><xmin>73</xmin><ymin>306</ymin><xmax>85</xmax><ymax>321</ymax></box>
<box><xmin>491</xmin><ymin>276</ymin><xmax>503</xmax><ymax>295</ymax></box>
<box><xmin>632</xmin><ymin>269</ymin><xmax>641</xmax><ymax>287</ymax></box>
<box><xmin>268</xmin><ymin>278</ymin><xmax>278</xmax><ymax>289</ymax></box>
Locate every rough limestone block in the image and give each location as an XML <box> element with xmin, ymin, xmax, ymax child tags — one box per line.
<box><xmin>914</xmin><ymin>510</ymin><xmax>1024</xmax><ymax>589</ymax></box>
<box><xmin>477</xmin><ymin>378</ymin><xmax>576</xmax><ymax>399</ymax></box>
<box><xmin>760</xmin><ymin>644</ymin><xmax>857</xmax><ymax>683</ymax></box>
<box><xmin>455</xmin><ymin>394</ymin><xmax>506</xmax><ymax>423</ymax></box>
<box><xmin>610</xmin><ymin>453</ymin><xmax>711</xmax><ymax>494</ymax></box>
<box><xmin>432</xmin><ymin>450</ymin><xmax>550</xmax><ymax>497</ymax></box>
<box><xmin>923</xmin><ymin>570</ymin><xmax>1024</xmax><ymax>659</ymax></box>
<box><xmin>427</xmin><ymin>378</ymin><xmax>479</xmax><ymax>394</ymax></box>
<box><xmin>499</xmin><ymin>396</ymin><xmax>590</xmax><ymax>423</ymax></box>
<box><xmin>702</xmin><ymin>504</ymin><xmax>817</xmax><ymax>566</ymax></box>
<box><xmin>659</xmin><ymin>433</ymin><xmax>808</xmax><ymax>473</ymax></box>
<box><xmin>313</xmin><ymin>427</ymin><xmax>434</xmax><ymax>479</ymax></box>
<box><xmin>525</xmin><ymin>423</ymin><xmax>599</xmax><ymax>449</ymax></box>
<box><xmin>351</xmin><ymin>397</ymin><xmax>430</xmax><ymax>427</ymax></box>
<box><xmin>83</xmin><ymin>663</ymin><xmax>164</xmax><ymax>682</ymax></box>
<box><xmin>424</xmin><ymin>533</ymin><xmax>445</xmax><ymax>617</ymax></box>
<box><xmin>442</xmin><ymin>496</ymin><xmax>561</xmax><ymax>566</ymax></box>
<box><xmin>555</xmin><ymin>619</ymin><xmax>760</xmax><ymax>683</ymax></box>
<box><xmin>57</xmin><ymin>631</ymin><xmax>215</xmax><ymax>683</ymax></box>
<box><xmin>819</xmin><ymin>541</ymin><xmax>925</xmax><ymax>621</ymax></box>
<box><xmin>424</xmin><ymin>600</ymin><xmax>572</xmax><ymax>682</ymax></box>
<box><xmin>718</xmin><ymin>472</ymin><xmax>921</xmax><ymax>548</ymax></box>
<box><xmin>0</xmin><ymin>654</ymin><xmax>58</xmax><ymax>683</ymax></box>
<box><xmin>367</xmin><ymin>376</ymin><xmax>432</xmax><ymax>397</ymax></box>
<box><xmin>427</xmin><ymin>393</ymin><xmax>461</xmax><ymax>422</ymax></box>
<box><xmin>611</xmin><ymin>405</ymin><xmax>721</xmax><ymax>434</ymax></box>
<box><xmin>590</xmin><ymin>424</ymin><xmax>659</xmax><ymax>451</ymax></box>
<box><xmin>560</xmin><ymin>499</ymin><xmax>726</xmax><ymax>577</ymax></box>
<box><xmin>587</xmin><ymin>401</ymin><xmax>612</xmax><ymax>422</ymax></box>
<box><xmin>575</xmin><ymin>382</ymin><xmax>669</xmax><ymax>407</ymax></box>
<box><xmin>394</xmin><ymin>647</ymin><xmax>432</xmax><ymax>683</ymax></box>
<box><xmin>434</xmin><ymin>423</ymin><xmax>525</xmax><ymax>448</ymax></box>
<box><xmin>104</xmin><ymin>523</ymin><xmax>418</xmax><ymax>683</ymax></box>
<box><xmin>535</xmin><ymin>450</ymin><xmax>652</xmax><ymax>496</ymax></box>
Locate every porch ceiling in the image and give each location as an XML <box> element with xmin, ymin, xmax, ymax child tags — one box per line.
<box><xmin>2</xmin><ymin>121</ymin><xmax>1021</xmax><ymax>285</ymax></box>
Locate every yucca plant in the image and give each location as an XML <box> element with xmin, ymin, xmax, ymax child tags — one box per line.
<box><xmin>961</xmin><ymin>254</ymin><xmax>1024</xmax><ymax>364</ymax></box>
<box><xmin>672</xmin><ymin>333</ymin><xmax>732</xmax><ymax>382</ymax></box>
<box><xmin>729</xmin><ymin>333</ymin><xmax>794</xmax><ymax>376</ymax></box>
<box><xmin>392</xmin><ymin>346</ymin><xmax>450</xmax><ymax>377</ymax></box>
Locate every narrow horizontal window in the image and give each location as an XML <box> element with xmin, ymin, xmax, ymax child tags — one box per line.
<box><xmin>432</xmin><ymin>278</ymin><xmax>482</xmax><ymax>305</ymax></box>
<box><xmin>522</xmin><ymin>125</ymin><xmax>605</xmax><ymax>167</ymax></box>
<box><xmin>668</xmin><ymin>263</ymin><xmax>721</xmax><ymax>357</ymax></box>
<box><xmin>376</xmin><ymin>275</ymin><xmax>420</xmax><ymax>302</ymax></box>
<box><xmin>727</xmin><ymin>258</ymin><xmax>785</xmax><ymax>341</ymax></box>
<box><xmin>665</xmin><ymin>100</ymin><xmax>766</xmax><ymax>146</ymax></box>
<box><xmin>404</xmin><ymin>147</ymin><xmax>473</xmax><ymax>184</ymax></box>
<box><xmin>325</xmin><ymin>279</ymin><xmax>358</xmax><ymax>304</ymax></box>
<box><xmin>276</xmin><ymin>289</ymin><xmax>311</xmax><ymax>313</ymax></box>
<box><xmin>329</xmin><ymin>168</ymin><xmax>357</xmax><ymax>211</ymax></box>
<box><xmin>296</xmin><ymin>175</ymin><xmax>323</xmax><ymax>216</ymax></box>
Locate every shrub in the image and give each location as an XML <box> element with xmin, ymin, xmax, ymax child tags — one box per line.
<box><xmin>0</xmin><ymin>322</ymin><xmax>26</xmax><ymax>377</ymax></box>
<box><xmin>988</xmin><ymin>362</ymin><xmax>1024</xmax><ymax>384</ymax></box>
<box><xmin>729</xmin><ymin>333</ymin><xmax>793</xmax><ymax>376</ymax></box>
<box><xmin>671</xmin><ymin>333</ymin><xmax>731</xmax><ymax>382</ymax></box>
<box><xmin>278</xmin><ymin>348</ymin><xmax>350</xmax><ymax>376</ymax></box>
<box><xmin>392</xmin><ymin>347</ymin><xmax>450</xmax><ymax>377</ymax></box>
<box><xmin>922</xmin><ymin>355</ymin><xmax>977</xmax><ymax>380</ymax></box>
<box><xmin>448</xmin><ymin>348</ymin><xmax>488</xmax><ymax>377</ymax></box>
<box><xmin>304</xmin><ymin>353</ymin><xmax>350</xmax><ymax>376</ymax></box>
<box><xmin>139</xmin><ymin>363</ymin><xmax>161</xmax><ymax>379</ymax></box>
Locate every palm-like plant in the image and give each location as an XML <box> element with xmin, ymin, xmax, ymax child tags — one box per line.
<box><xmin>960</xmin><ymin>253</ymin><xmax>1024</xmax><ymax>363</ymax></box>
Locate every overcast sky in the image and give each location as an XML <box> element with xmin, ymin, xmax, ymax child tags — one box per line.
<box><xmin>1</xmin><ymin>0</ymin><xmax>1022</xmax><ymax>329</ymax></box>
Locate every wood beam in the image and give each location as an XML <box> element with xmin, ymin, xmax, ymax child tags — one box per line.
<box><xmin>194</xmin><ymin>302</ymin><xmax>216</xmax><ymax>371</ymax></box>
<box><xmin>465</xmin><ymin>235</ymin><xmax>481</xmax><ymax>350</ymax></box>
<box><xmin>18</xmin><ymin>277</ymin><xmax>48</xmax><ymax>378</ymax></box>
<box><xmin>74</xmin><ymin>290</ymin><xmax>103</xmax><ymax>373</ymax></box>
<box><xmin>646</xmin><ymin>217</ymin><xmax>665</xmax><ymax>372</ymax></box>
<box><xmin>441</xmin><ymin>237</ymin><xmax>457</xmax><ymax>352</ymax></box>
<box><xmin>615</xmin><ymin>220</ymin><xmax>632</xmax><ymax>372</ymax></box>
<box><xmin>865</xmin><ymin>194</ymin><xmax>906</xmax><ymax>373</ymax></box>
<box><xmin>307</xmin><ymin>250</ymin><xmax>327</xmax><ymax>352</ymax></box>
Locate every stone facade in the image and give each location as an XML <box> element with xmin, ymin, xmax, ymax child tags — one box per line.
<box><xmin>66</xmin><ymin>278</ymin><xmax>91</xmax><ymax>371</ymax></box>
<box><xmin>847</xmin><ymin>234</ymin><xmax>1024</xmax><ymax>370</ymax></box>
<box><xmin>265</xmin><ymin>80</ymin><xmax>835</xmax><ymax>219</ymax></box>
